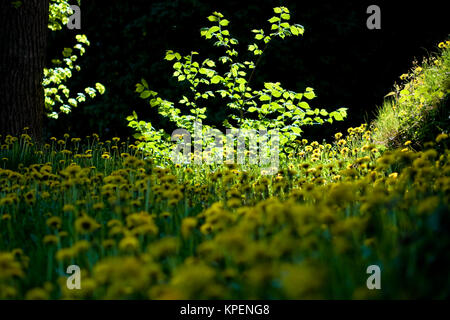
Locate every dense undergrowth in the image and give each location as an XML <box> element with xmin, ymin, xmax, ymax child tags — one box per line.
<box><xmin>372</xmin><ymin>40</ymin><xmax>450</xmax><ymax>148</ymax></box>
<box><xmin>0</xmin><ymin>41</ymin><xmax>449</xmax><ymax>300</ymax></box>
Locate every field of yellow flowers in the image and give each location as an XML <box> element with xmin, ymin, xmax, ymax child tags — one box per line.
<box><xmin>1</xmin><ymin>126</ymin><xmax>449</xmax><ymax>299</ymax></box>
<box><xmin>0</xmin><ymin>41</ymin><xmax>449</xmax><ymax>300</ymax></box>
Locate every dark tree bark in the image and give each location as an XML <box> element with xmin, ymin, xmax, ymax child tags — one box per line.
<box><xmin>0</xmin><ymin>0</ymin><xmax>50</xmax><ymax>140</ymax></box>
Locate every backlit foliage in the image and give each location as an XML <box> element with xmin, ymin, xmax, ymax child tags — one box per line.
<box><xmin>129</xmin><ymin>7</ymin><xmax>347</xmax><ymax>159</ymax></box>
<box><xmin>45</xmin><ymin>0</ymin><xmax>105</xmax><ymax>119</ymax></box>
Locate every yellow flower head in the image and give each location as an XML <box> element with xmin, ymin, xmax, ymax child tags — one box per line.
<box><xmin>46</xmin><ymin>216</ymin><xmax>62</xmax><ymax>230</ymax></box>
<box><xmin>75</xmin><ymin>215</ymin><xmax>100</xmax><ymax>234</ymax></box>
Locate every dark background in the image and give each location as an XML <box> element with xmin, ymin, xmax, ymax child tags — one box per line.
<box><xmin>44</xmin><ymin>0</ymin><xmax>449</xmax><ymax>140</ymax></box>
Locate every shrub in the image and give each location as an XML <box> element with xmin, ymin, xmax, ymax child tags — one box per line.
<box><xmin>128</xmin><ymin>7</ymin><xmax>347</xmax><ymax>160</ymax></box>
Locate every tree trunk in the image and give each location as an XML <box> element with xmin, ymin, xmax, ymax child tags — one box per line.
<box><xmin>0</xmin><ymin>0</ymin><xmax>49</xmax><ymax>140</ymax></box>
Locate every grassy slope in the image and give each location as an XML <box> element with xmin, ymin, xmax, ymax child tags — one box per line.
<box><xmin>372</xmin><ymin>39</ymin><xmax>450</xmax><ymax>149</ymax></box>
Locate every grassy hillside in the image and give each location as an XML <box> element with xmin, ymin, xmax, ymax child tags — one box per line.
<box><xmin>372</xmin><ymin>40</ymin><xmax>450</xmax><ymax>149</ymax></box>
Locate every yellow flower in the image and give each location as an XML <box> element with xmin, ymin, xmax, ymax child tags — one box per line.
<box><xmin>389</xmin><ymin>172</ymin><xmax>398</xmax><ymax>179</ymax></box>
<box><xmin>63</xmin><ymin>204</ymin><xmax>76</xmax><ymax>213</ymax></box>
<box><xmin>119</xmin><ymin>236</ymin><xmax>139</xmax><ymax>251</ymax></box>
<box><xmin>55</xmin><ymin>248</ymin><xmax>75</xmax><ymax>261</ymax></box>
<box><xmin>279</xmin><ymin>262</ymin><xmax>325</xmax><ymax>299</ymax></box>
<box><xmin>23</xmin><ymin>191</ymin><xmax>36</xmax><ymax>205</ymax></box>
<box><xmin>181</xmin><ymin>217</ymin><xmax>197</xmax><ymax>238</ymax></box>
<box><xmin>161</xmin><ymin>211</ymin><xmax>171</xmax><ymax>218</ymax></box>
<box><xmin>436</xmin><ymin>133</ymin><xmax>448</xmax><ymax>143</ymax></box>
<box><xmin>46</xmin><ymin>216</ymin><xmax>62</xmax><ymax>230</ymax></box>
<box><xmin>93</xmin><ymin>202</ymin><xmax>105</xmax><ymax>210</ymax></box>
<box><xmin>75</xmin><ymin>215</ymin><xmax>100</xmax><ymax>234</ymax></box>
<box><xmin>58</xmin><ymin>231</ymin><xmax>69</xmax><ymax>238</ymax></box>
<box><xmin>41</xmin><ymin>191</ymin><xmax>51</xmax><ymax>199</ymax></box>
<box><xmin>102</xmin><ymin>239</ymin><xmax>115</xmax><ymax>249</ymax></box>
<box><xmin>148</xmin><ymin>237</ymin><xmax>179</xmax><ymax>259</ymax></box>
<box><xmin>43</xmin><ymin>235</ymin><xmax>59</xmax><ymax>245</ymax></box>
<box><xmin>25</xmin><ymin>288</ymin><xmax>49</xmax><ymax>300</ymax></box>
<box><xmin>170</xmin><ymin>262</ymin><xmax>217</xmax><ymax>299</ymax></box>
<box><xmin>0</xmin><ymin>252</ymin><xmax>24</xmax><ymax>279</ymax></box>
<box><xmin>73</xmin><ymin>240</ymin><xmax>91</xmax><ymax>254</ymax></box>
<box><xmin>200</xmin><ymin>223</ymin><xmax>213</xmax><ymax>235</ymax></box>
<box><xmin>227</xmin><ymin>197</ymin><xmax>241</xmax><ymax>208</ymax></box>
<box><xmin>107</xmin><ymin>219</ymin><xmax>122</xmax><ymax>228</ymax></box>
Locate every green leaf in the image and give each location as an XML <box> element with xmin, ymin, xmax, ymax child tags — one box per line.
<box><xmin>140</xmin><ymin>90</ymin><xmax>152</xmax><ymax>99</ymax></box>
<box><xmin>400</xmin><ymin>89</ymin><xmax>410</xmax><ymax>96</ymax></box>
<box><xmin>274</xmin><ymin>7</ymin><xmax>282</xmax><ymax>14</ymax></box>
<box><xmin>314</xmin><ymin>117</ymin><xmax>324</xmax><ymax>123</ymax></box>
<box><xmin>205</xmin><ymin>60</ymin><xmax>215</xmax><ymax>67</ymax></box>
<box><xmin>295</xmin><ymin>25</ymin><xmax>304</xmax><ymax>35</ymax></box>
<box><xmin>165</xmin><ymin>52</ymin><xmax>176</xmax><ymax>61</ymax></box>
<box><xmin>135</xmin><ymin>84</ymin><xmax>144</xmax><ymax>93</ymax></box>
<box><xmin>333</xmin><ymin>112</ymin><xmax>343</xmax><ymax>121</ymax></box>
<box><xmin>211</xmin><ymin>75</ymin><xmax>222</xmax><ymax>84</ymax></box>
<box><xmin>271</xmin><ymin>90</ymin><xmax>282</xmax><ymax>98</ymax></box>
<box><xmin>268</xmin><ymin>17</ymin><xmax>280</xmax><ymax>23</ymax></box>
<box><xmin>286</xmin><ymin>103</ymin><xmax>295</xmax><ymax>110</ymax></box>
<box><xmin>95</xmin><ymin>83</ymin><xmax>106</xmax><ymax>95</ymax></box>
<box><xmin>384</xmin><ymin>91</ymin><xmax>396</xmax><ymax>98</ymax></box>
<box><xmin>209</xmin><ymin>26</ymin><xmax>220</xmax><ymax>33</ymax></box>
<box><xmin>291</xmin><ymin>126</ymin><xmax>302</xmax><ymax>134</ymax></box>
<box><xmin>304</xmin><ymin>92</ymin><xmax>316</xmax><ymax>100</ymax></box>
<box><xmin>290</xmin><ymin>25</ymin><xmax>299</xmax><ymax>35</ymax></box>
